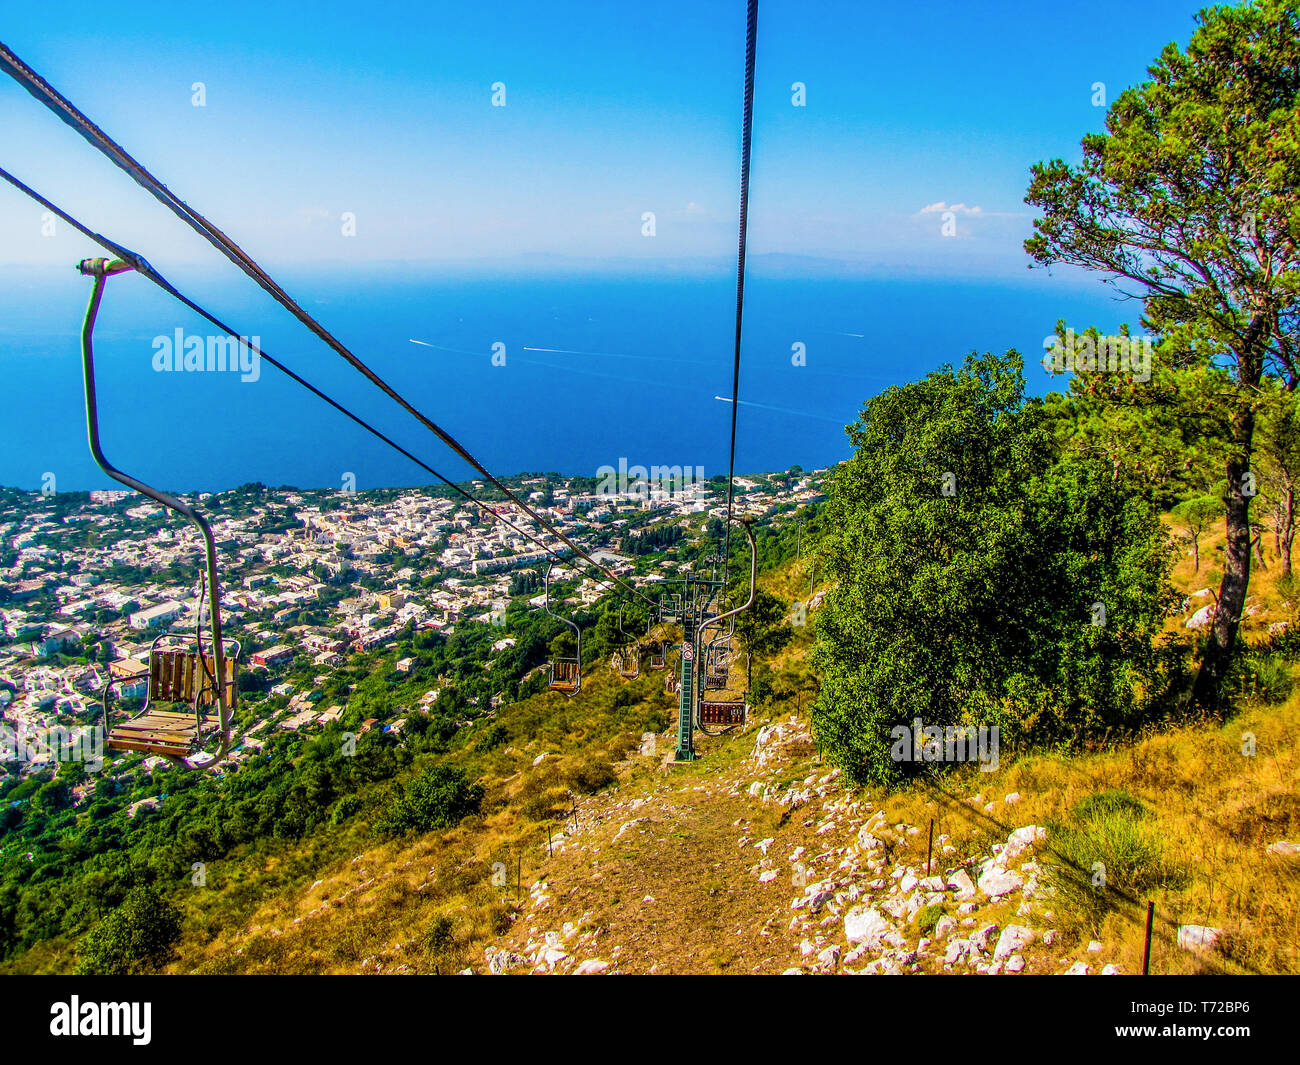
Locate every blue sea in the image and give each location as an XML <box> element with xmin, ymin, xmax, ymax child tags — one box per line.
<box><xmin>0</xmin><ymin>260</ymin><xmax>1131</xmax><ymax>493</ymax></box>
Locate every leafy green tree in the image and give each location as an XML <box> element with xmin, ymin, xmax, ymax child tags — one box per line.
<box><xmin>75</xmin><ymin>884</ymin><xmax>182</xmax><ymax>975</ymax></box>
<box><xmin>811</xmin><ymin>351</ymin><xmax>1176</xmax><ymax>786</ymax></box>
<box><xmin>1025</xmin><ymin>0</ymin><xmax>1300</xmax><ymax>707</ymax></box>
<box><xmin>34</xmin><ymin>779</ymin><xmax>72</xmax><ymax>813</ymax></box>
<box><xmin>733</xmin><ymin>589</ymin><xmax>793</xmax><ymax>661</ymax></box>
<box><xmin>1256</xmin><ymin>385</ymin><xmax>1300</xmax><ymax>575</ymax></box>
<box><xmin>1172</xmin><ymin>496</ymin><xmax>1226</xmax><ymax>572</ymax></box>
<box><xmin>376</xmin><ymin>764</ymin><xmax>484</xmax><ymax>837</ymax></box>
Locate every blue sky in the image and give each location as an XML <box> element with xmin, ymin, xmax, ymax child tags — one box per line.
<box><xmin>2</xmin><ymin>0</ymin><xmax>1214</xmax><ymax>277</ymax></box>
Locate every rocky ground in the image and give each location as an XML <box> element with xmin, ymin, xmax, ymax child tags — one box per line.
<box><xmin>473</xmin><ymin>715</ymin><xmax>1135</xmax><ymax>976</ymax></box>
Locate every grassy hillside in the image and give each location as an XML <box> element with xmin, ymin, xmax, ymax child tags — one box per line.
<box><xmin>115</xmin><ymin>538</ymin><xmax>1299</xmax><ymax>976</ymax></box>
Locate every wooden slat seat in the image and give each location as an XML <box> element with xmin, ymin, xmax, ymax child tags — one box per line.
<box><xmin>701</xmin><ymin>701</ymin><xmax>746</xmax><ymax>726</ymax></box>
<box><xmin>106</xmin><ymin>645</ymin><xmax>237</xmax><ymax>759</ymax></box>
<box><xmin>549</xmin><ymin>659</ymin><xmax>580</xmax><ymax>694</ymax></box>
<box><xmin>148</xmin><ymin>650</ymin><xmax>236</xmax><ymax>708</ymax></box>
<box><xmin>108</xmin><ymin>710</ymin><xmax>205</xmax><ymax>757</ymax></box>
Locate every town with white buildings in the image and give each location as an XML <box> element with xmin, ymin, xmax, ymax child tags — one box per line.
<box><xmin>0</xmin><ymin>468</ymin><xmax>821</xmax><ymax>778</ymax></box>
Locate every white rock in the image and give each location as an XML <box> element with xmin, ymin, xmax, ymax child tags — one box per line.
<box><xmin>1003</xmin><ymin>825</ymin><xmax>1047</xmax><ymax>862</ymax></box>
<box><xmin>977</xmin><ymin>865</ymin><xmax>1024</xmax><ymax>898</ymax></box>
<box><xmin>1005</xmin><ymin>954</ymin><xmax>1025</xmax><ymax>973</ymax></box>
<box><xmin>944</xmin><ymin>939</ymin><xmax>971</xmax><ymax>965</ymax></box>
<box><xmin>1087</xmin><ymin>940</ymin><xmax>1102</xmax><ymax>953</ymax></box>
<box><xmin>573</xmin><ymin>959</ymin><xmax>610</xmax><ymax>975</ymax></box>
<box><xmin>532</xmin><ymin>752</ymin><xmax>550</xmax><ymax>767</ymax></box>
<box><xmin>844</xmin><ymin>906</ymin><xmax>892</xmax><ymax>948</ymax></box>
<box><xmin>882</xmin><ymin>896</ymin><xmax>909</xmax><ymax>920</ymax></box>
<box><xmin>781</xmin><ymin>967</ymin><xmax>803</xmax><ymax>975</ymax></box>
<box><xmin>856</xmin><ymin>825</ymin><xmax>884</xmax><ymax>851</ymax></box>
<box><xmin>969</xmin><ymin>923</ymin><xmax>999</xmax><ymax>953</ymax></box>
<box><xmin>993</xmin><ymin>924</ymin><xmax>1035</xmax><ymax>961</ymax></box>
<box><xmin>1101</xmin><ymin>964</ymin><xmax>1121</xmax><ymax>975</ymax></box>
<box><xmin>1063</xmin><ymin>961</ymin><xmax>1090</xmax><ymax>975</ymax></box>
<box><xmin>947</xmin><ymin>869</ymin><xmax>977</xmax><ymax>899</ymax></box>
<box><xmin>1005</xmin><ymin>792</ymin><xmax>1021</xmax><ymax>805</ymax></box>
<box><xmin>1266</xmin><ymin>840</ymin><xmax>1300</xmax><ymax>856</ymax></box>
<box><xmin>817</xmin><ymin>944</ymin><xmax>842</xmax><ymax>968</ymax></box>
<box><xmin>1186</xmin><ymin>604</ymin><xmax>1215</xmax><ymax>629</ymax></box>
<box><xmin>934</xmin><ymin>915</ymin><xmax>958</xmax><ymax>938</ymax></box>
<box><xmin>758</xmin><ymin>870</ymin><xmax>778</xmax><ymax>883</ymax></box>
<box><xmin>488</xmin><ymin>950</ymin><xmax>527</xmax><ymax>975</ymax></box>
<box><xmin>755</xmin><ymin>837</ymin><xmax>775</xmax><ymax>855</ymax></box>
<box><xmin>1177</xmin><ymin>924</ymin><xmax>1224</xmax><ymax>952</ymax></box>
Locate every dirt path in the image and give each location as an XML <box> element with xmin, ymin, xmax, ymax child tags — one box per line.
<box><xmin>489</xmin><ymin>718</ymin><xmax>866</xmax><ymax>974</ymax></box>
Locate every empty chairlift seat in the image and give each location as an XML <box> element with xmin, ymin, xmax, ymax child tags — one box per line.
<box><xmin>548</xmin><ymin>657</ymin><xmax>580</xmax><ymax>694</ymax></box>
<box><xmin>104</xmin><ymin>638</ymin><xmax>239</xmax><ymax>759</ymax></box>
<box><xmin>700</xmin><ymin>700</ymin><xmax>746</xmax><ymax>727</ymax></box>
<box><xmin>647</xmin><ymin>641</ymin><xmax>667</xmax><ymax>670</ymax></box>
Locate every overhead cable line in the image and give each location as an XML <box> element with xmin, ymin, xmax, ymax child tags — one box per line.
<box><xmin>0</xmin><ymin>166</ymin><xmax>639</xmax><ymax>603</ymax></box>
<box><xmin>0</xmin><ymin>40</ymin><xmax>653</xmax><ymax>607</ymax></box>
<box><xmin>721</xmin><ymin>0</ymin><xmax>758</xmax><ymax>577</ymax></box>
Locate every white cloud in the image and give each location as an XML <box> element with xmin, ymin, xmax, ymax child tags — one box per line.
<box><xmin>919</xmin><ymin>201</ymin><xmax>983</xmax><ymax>215</ymax></box>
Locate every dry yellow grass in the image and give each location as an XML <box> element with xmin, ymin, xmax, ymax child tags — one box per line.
<box><xmin>171</xmin><ymin>520</ymin><xmax>1299</xmax><ymax>975</ymax></box>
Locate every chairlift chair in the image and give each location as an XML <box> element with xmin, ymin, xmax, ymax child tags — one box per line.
<box><xmin>665</xmin><ymin>661</ymin><xmax>680</xmax><ymax>695</ymax></box>
<box><xmin>704</xmin><ymin>650</ymin><xmax>730</xmax><ymax>690</ymax></box>
<box><xmin>646</xmin><ymin>639</ymin><xmax>667</xmax><ymax>671</ymax></box>
<box><xmin>103</xmin><ymin>627</ymin><xmax>242</xmax><ymax>761</ymax></box>
<box><xmin>658</xmin><ymin>591</ymin><xmax>683</xmax><ymax>624</ymax></box>
<box><xmin>688</xmin><ymin>516</ymin><xmax>758</xmax><ymax>746</ymax></box>
<box><xmin>79</xmin><ymin>257</ymin><xmax>240</xmax><ymax>769</ymax></box>
<box><xmin>542</xmin><ymin>560</ymin><xmax>581</xmax><ymax>696</ymax></box>
<box><xmin>615</xmin><ymin>603</ymin><xmax>640</xmax><ymax>679</ymax></box>
<box><xmin>703</xmin><ymin>616</ymin><xmax>733</xmax><ymax>690</ymax></box>
<box><xmin>699</xmin><ymin>699</ymin><xmax>747</xmax><ymax>728</ymax></box>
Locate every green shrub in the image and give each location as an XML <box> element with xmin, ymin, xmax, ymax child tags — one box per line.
<box><xmin>376</xmin><ymin>764</ymin><xmax>485</xmax><ymax>837</ymax></box>
<box><xmin>562</xmin><ymin>756</ymin><xmax>617</xmax><ymax>796</ymax></box>
<box><xmin>75</xmin><ymin>884</ymin><xmax>182</xmax><ymax>975</ymax></box>
<box><xmin>330</xmin><ymin>794</ymin><xmax>362</xmax><ymax>825</ymax></box>
<box><xmin>423</xmin><ymin>914</ymin><xmax>455</xmax><ymax>954</ymax></box>
<box><xmin>810</xmin><ymin>351</ymin><xmax>1177</xmax><ymax>786</ymax></box>
<box><xmin>1071</xmin><ymin>789</ymin><xmax>1149</xmax><ymax>823</ymax></box>
<box><xmin>1226</xmin><ymin>651</ymin><xmax>1293</xmax><ymax>706</ymax></box>
<box><xmin>1046</xmin><ymin>792</ymin><xmax>1186</xmax><ymax>933</ymax></box>
<box><xmin>479</xmin><ymin>723</ymin><xmax>510</xmax><ymax>750</ymax></box>
<box><xmin>915</xmin><ymin>903</ymin><xmax>946</xmax><ymax>936</ymax></box>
